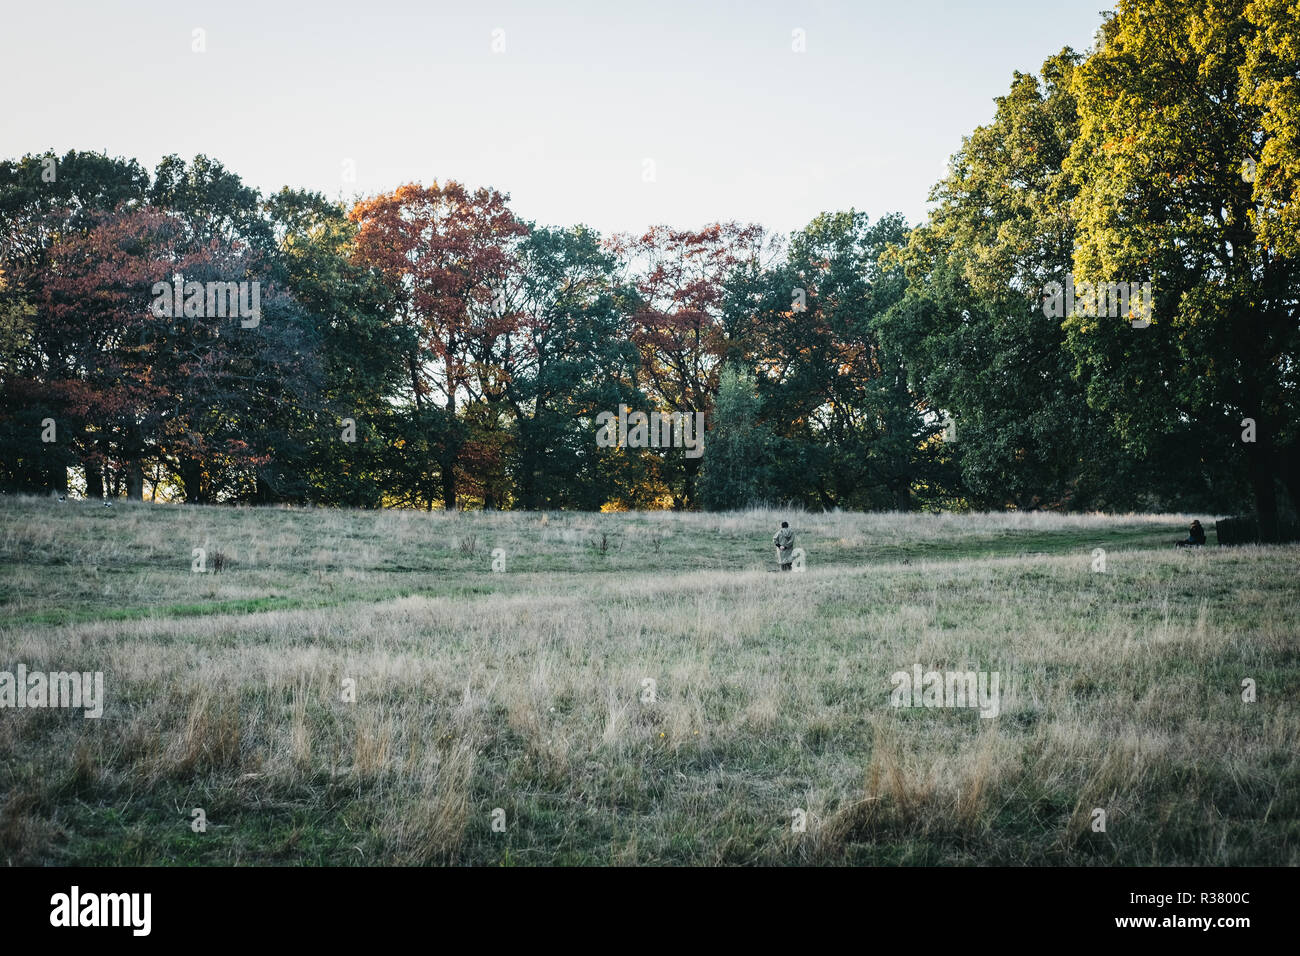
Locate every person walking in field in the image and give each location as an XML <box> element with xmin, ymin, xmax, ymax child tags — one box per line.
<box><xmin>773</xmin><ymin>521</ymin><xmax>795</xmax><ymax>571</ymax></box>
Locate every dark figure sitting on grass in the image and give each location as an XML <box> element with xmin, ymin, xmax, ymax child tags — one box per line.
<box><xmin>1176</xmin><ymin>520</ymin><xmax>1206</xmax><ymax>547</ymax></box>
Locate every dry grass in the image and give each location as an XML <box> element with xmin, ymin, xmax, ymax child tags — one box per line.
<box><xmin>0</xmin><ymin>496</ymin><xmax>1296</xmax><ymax>865</ymax></box>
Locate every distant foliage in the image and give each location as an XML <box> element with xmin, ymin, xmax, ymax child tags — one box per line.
<box><xmin>4</xmin><ymin>6</ymin><xmax>1299</xmax><ymax>536</ymax></box>
<box><xmin>699</xmin><ymin>366</ymin><xmax>766</xmax><ymax>511</ymax></box>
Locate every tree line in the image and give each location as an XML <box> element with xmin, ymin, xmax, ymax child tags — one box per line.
<box><xmin>1</xmin><ymin>0</ymin><xmax>1296</xmax><ymax>535</ymax></box>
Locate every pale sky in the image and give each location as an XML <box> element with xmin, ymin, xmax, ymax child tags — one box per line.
<box><xmin>2</xmin><ymin>0</ymin><xmax>1108</xmax><ymax>237</ymax></box>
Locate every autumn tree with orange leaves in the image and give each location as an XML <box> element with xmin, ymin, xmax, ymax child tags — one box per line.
<box><xmin>350</xmin><ymin>182</ymin><xmax>528</xmax><ymax>510</ymax></box>
<box><xmin>609</xmin><ymin>222</ymin><xmax>768</xmax><ymax>508</ymax></box>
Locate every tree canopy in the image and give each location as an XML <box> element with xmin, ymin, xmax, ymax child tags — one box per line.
<box><xmin>2</xmin><ymin>1</ymin><xmax>1295</xmax><ymax>528</ymax></box>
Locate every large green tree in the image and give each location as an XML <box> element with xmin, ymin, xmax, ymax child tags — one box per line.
<box><xmin>734</xmin><ymin>211</ymin><xmax>944</xmax><ymax>510</ymax></box>
<box><xmin>1066</xmin><ymin>0</ymin><xmax>1299</xmax><ymax>537</ymax></box>
<box><xmin>698</xmin><ymin>364</ymin><xmax>769</xmax><ymax>510</ymax></box>
<box><xmin>496</xmin><ymin>225</ymin><xmax>640</xmax><ymax>510</ymax></box>
<box><xmin>264</xmin><ymin>188</ymin><xmax>408</xmax><ymax>506</ymax></box>
<box><xmin>883</xmin><ymin>51</ymin><xmax>1167</xmax><ymax>510</ymax></box>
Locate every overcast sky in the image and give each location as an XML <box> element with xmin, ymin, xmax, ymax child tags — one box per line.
<box><xmin>3</xmin><ymin>0</ymin><xmax>1109</xmax><ymax>237</ymax></box>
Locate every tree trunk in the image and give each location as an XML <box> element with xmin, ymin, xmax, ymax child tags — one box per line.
<box><xmin>518</xmin><ymin>427</ymin><xmax>538</xmax><ymax>510</ymax></box>
<box><xmin>894</xmin><ymin>481</ymin><xmax>912</xmax><ymax>512</ymax></box>
<box><xmin>1246</xmin><ymin>436</ymin><xmax>1279</xmax><ymax>543</ymax></box>
<box><xmin>85</xmin><ymin>462</ymin><xmax>103</xmax><ymax>499</ymax></box>
<box><xmin>50</xmin><ymin>460</ymin><xmax>68</xmax><ymax>495</ymax></box>
<box><xmin>441</xmin><ymin>466</ymin><xmax>457</xmax><ymax>511</ymax></box>
<box><xmin>682</xmin><ymin>458</ymin><xmax>700</xmax><ymax>510</ymax></box>
<box><xmin>441</xmin><ymin>390</ymin><xmax>458</xmax><ymax>511</ymax></box>
<box><xmin>255</xmin><ymin>474</ymin><xmax>277</xmax><ymax>504</ymax></box>
<box><xmin>408</xmin><ymin>351</ymin><xmax>423</xmax><ymax>412</ymax></box>
<box><xmin>520</xmin><ymin>468</ymin><xmax>538</xmax><ymax>510</ymax></box>
<box><xmin>180</xmin><ymin>458</ymin><xmax>204</xmax><ymax>503</ymax></box>
<box><xmin>521</xmin><ymin>399</ymin><xmax>544</xmax><ymax>510</ymax></box>
<box><xmin>1280</xmin><ymin>441</ymin><xmax>1300</xmax><ymax>521</ymax></box>
<box><xmin>127</xmin><ymin>461</ymin><xmax>144</xmax><ymax>501</ymax></box>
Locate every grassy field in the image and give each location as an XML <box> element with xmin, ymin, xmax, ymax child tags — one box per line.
<box><xmin>1</xmin><ymin>496</ymin><xmax>1296</xmax><ymax>865</ymax></box>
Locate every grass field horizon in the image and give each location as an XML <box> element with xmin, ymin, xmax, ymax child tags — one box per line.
<box><xmin>2</xmin><ymin>496</ymin><xmax>1296</xmax><ymax>865</ymax></box>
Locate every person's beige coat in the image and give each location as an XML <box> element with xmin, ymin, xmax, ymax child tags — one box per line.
<box><xmin>773</xmin><ymin>527</ymin><xmax>795</xmax><ymax>564</ymax></box>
